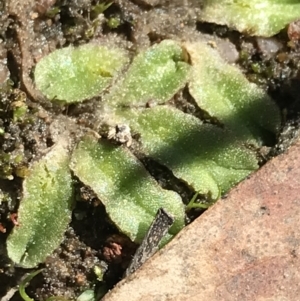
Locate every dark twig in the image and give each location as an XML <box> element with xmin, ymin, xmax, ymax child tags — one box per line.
<box><xmin>125</xmin><ymin>208</ymin><xmax>174</xmax><ymax>276</ymax></box>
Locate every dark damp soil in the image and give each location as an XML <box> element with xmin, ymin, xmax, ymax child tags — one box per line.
<box><xmin>0</xmin><ymin>1</ymin><xmax>300</xmax><ymax>300</ymax></box>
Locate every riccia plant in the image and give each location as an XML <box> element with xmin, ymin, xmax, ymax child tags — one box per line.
<box><xmin>6</xmin><ymin>38</ymin><xmax>281</xmax><ymax>269</ymax></box>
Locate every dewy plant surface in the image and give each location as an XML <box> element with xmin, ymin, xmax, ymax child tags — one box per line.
<box><xmin>34</xmin><ymin>43</ymin><xmax>129</xmax><ymax>104</ymax></box>
<box><xmin>198</xmin><ymin>0</ymin><xmax>300</xmax><ymax>37</ymax></box>
<box><xmin>70</xmin><ymin>135</ymin><xmax>185</xmax><ymax>244</ymax></box>
<box><xmin>6</xmin><ymin>135</ymin><xmax>74</xmax><ymax>268</ymax></box>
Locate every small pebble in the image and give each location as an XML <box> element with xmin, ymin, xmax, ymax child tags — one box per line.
<box><xmin>288</xmin><ymin>19</ymin><xmax>300</xmax><ymax>42</ymax></box>
<box><xmin>256</xmin><ymin>37</ymin><xmax>282</xmax><ymax>58</ymax></box>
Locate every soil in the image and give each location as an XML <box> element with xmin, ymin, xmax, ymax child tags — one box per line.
<box><xmin>0</xmin><ymin>1</ymin><xmax>299</xmax><ymax>300</ymax></box>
